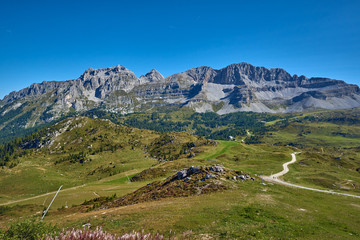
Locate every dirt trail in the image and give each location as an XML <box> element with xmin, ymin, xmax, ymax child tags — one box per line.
<box><xmin>0</xmin><ymin>184</ymin><xmax>86</xmax><ymax>206</ymax></box>
<box><xmin>263</xmin><ymin>153</ymin><xmax>360</xmax><ymax>199</ymax></box>
<box><xmin>270</xmin><ymin>152</ymin><xmax>298</xmax><ymax>179</ymax></box>
<box><xmin>0</xmin><ymin>169</ymin><xmax>141</xmax><ymax>206</ymax></box>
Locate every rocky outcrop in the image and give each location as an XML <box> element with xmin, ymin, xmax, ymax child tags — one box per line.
<box><xmin>97</xmin><ymin>165</ymin><xmax>253</xmax><ymax>209</ymax></box>
<box><xmin>1</xmin><ymin>62</ymin><xmax>359</xmax><ymax>130</ymax></box>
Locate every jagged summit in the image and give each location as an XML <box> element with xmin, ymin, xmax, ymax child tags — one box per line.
<box><xmin>213</xmin><ymin>62</ymin><xmax>293</xmax><ymax>84</ymax></box>
<box><xmin>80</xmin><ymin>65</ymin><xmax>135</xmax><ymax>81</ymax></box>
<box><xmin>139</xmin><ymin>69</ymin><xmax>164</xmax><ymax>83</ymax></box>
<box><xmin>0</xmin><ymin>62</ymin><xmax>359</xmax><ymax>132</ymax></box>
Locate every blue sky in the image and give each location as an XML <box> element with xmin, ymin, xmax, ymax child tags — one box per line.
<box><xmin>0</xmin><ymin>0</ymin><xmax>359</xmax><ymax>99</ymax></box>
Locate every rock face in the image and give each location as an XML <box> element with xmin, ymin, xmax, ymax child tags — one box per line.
<box><xmin>1</xmin><ymin>62</ymin><xmax>360</xmax><ymax>130</ymax></box>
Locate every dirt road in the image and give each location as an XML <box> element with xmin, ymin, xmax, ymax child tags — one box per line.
<box><xmin>263</xmin><ymin>153</ymin><xmax>360</xmax><ymax>199</ymax></box>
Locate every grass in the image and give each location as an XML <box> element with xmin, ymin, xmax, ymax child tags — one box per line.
<box><xmin>1</xmin><ymin>111</ymin><xmax>360</xmax><ymax>238</ymax></box>
<box><xmin>265</xmin><ymin>121</ymin><xmax>360</xmax><ymax>148</ymax></box>
<box><xmin>197</xmin><ymin>141</ymin><xmax>293</xmax><ymax>176</ymax></box>
<box><xmin>0</xmin><ymin>117</ymin><xmax>211</xmax><ymax>204</ymax></box>
<box><xmin>42</xmin><ymin>180</ymin><xmax>360</xmax><ymax>239</ymax></box>
<box><xmin>202</xmin><ymin>140</ymin><xmax>240</xmax><ymax>160</ymax></box>
<box><xmin>2</xmin><ymin>136</ymin><xmax>356</xmax><ymax>239</ymax></box>
<box><xmin>280</xmin><ymin>151</ymin><xmax>360</xmax><ymax>193</ymax></box>
<box><xmin>261</xmin><ymin>116</ymin><xmax>360</xmax><ymax>194</ymax></box>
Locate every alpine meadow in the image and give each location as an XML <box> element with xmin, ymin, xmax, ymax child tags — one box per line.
<box><xmin>1</xmin><ymin>1</ymin><xmax>360</xmax><ymax>239</ymax></box>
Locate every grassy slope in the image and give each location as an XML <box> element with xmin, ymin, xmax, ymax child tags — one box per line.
<box><xmin>0</xmin><ymin>117</ymin><xmax>210</xmax><ymax>204</ymax></box>
<box><xmin>1</xmin><ymin>139</ymin><xmax>359</xmax><ymax>239</ymax></box>
<box><xmin>1</xmin><ymin>110</ymin><xmax>360</xmax><ymax>239</ymax></box>
<box><xmin>39</xmin><ymin>141</ymin><xmax>360</xmax><ymax>239</ymax></box>
<box><xmin>262</xmin><ymin>111</ymin><xmax>360</xmax><ymax>193</ymax></box>
<box><xmin>46</xmin><ymin>182</ymin><xmax>360</xmax><ymax>239</ymax></box>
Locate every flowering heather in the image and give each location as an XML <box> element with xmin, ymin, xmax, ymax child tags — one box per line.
<box><xmin>46</xmin><ymin>227</ymin><xmax>165</xmax><ymax>240</ymax></box>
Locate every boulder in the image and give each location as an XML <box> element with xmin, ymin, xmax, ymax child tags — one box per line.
<box><xmin>205</xmin><ymin>173</ymin><xmax>215</xmax><ymax>179</ymax></box>
<box><xmin>177</xmin><ymin>169</ymin><xmax>188</xmax><ymax>179</ymax></box>
<box><xmin>207</xmin><ymin>165</ymin><xmax>224</xmax><ymax>173</ymax></box>
<box><xmin>188</xmin><ymin>166</ymin><xmax>201</xmax><ymax>174</ymax></box>
<box><xmin>238</xmin><ymin>175</ymin><xmax>246</xmax><ymax>180</ymax></box>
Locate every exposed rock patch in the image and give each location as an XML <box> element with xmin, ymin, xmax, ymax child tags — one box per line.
<box><xmin>97</xmin><ymin>165</ymin><xmax>255</xmax><ymax>210</ymax></box>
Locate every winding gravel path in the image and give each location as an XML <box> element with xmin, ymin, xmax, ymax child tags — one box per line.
<box><xmin>263</xmin><ymin>153</ymin><xmax>360</xmax><ymax>199</ymax></box>
<box><xmin>270</xmin><ymin>152</ymin><xmax>298</xmax><ymax>179</ymax></box>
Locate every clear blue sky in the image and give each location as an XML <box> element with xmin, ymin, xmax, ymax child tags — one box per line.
<box><xmin>1</xmin><ymin>0</ymin><xmax>359</xmax><ymax>99</ymax></box>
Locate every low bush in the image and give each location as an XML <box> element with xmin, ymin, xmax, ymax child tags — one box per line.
<box><xmin>1</xmin><ymin>219</ymin><xmax>57</xmax><ymax>240</ymax></box>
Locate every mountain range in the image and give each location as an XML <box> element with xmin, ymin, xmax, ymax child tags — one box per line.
<box><xmin>1</xmin><ymin>62</ymin><xmax>359</xmax><ymax>132</ymax></box>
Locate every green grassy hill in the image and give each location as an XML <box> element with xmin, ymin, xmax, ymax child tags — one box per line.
<box><xmin>0</xmin><ymin>109</ymin><xmax>360</xmax><ymax>239</ymax></box>
<box><xmin>0</xmin><ymin>117</ymin><xmax>212</xmax><ymax>204</ymax></box>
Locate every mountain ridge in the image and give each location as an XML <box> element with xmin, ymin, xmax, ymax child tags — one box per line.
<box><xmin>0</xmin><ymin>62</ymin><xmax>359</xmax><ymax>138</ymax></box>
<box><xmin>2</xmin><ymin>62</ymin><xmax>359</xmax><ymax>105</ymax></box>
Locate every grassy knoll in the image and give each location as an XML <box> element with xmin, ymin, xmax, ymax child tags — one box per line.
<box><xmin>44</xmin><ymin>179</ymin><xmax>360</xmax><ymax>239</ymax></box>
<box><xmin>0</xmin><ymin>117</ymin><xmax>211</xmax><ymax>204</ymax></box>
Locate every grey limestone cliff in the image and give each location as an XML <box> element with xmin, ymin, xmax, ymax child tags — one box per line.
<box><xmin>1</xmin><ymin>62</ymin><xmax>359</xmax><ymax>130</ymax></box>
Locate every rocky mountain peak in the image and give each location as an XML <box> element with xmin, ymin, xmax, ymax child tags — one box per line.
<box><xmin>80</xmin><ymin>65</ymin><xmax>134</xmax><ymax>81</ymax></box>
<box><xmin>140</xmin><ymin>69</ymin><xmax>165</xmax><ymax>83</ymax></box>
<box><xmin>166</xmin><ymin>66</ymin><xmax>217</xmax><ymax>84</ymax></box>
<box><xmin>148</xmin><ymin>69</ymin><xmax>161</xmax><ymax>74</ymax></box>
<box><xmin>216</xmin><ymin>62</ymin><xmax>293</xmax><ymax>83</ymax></box>
<box><xmin>1</xmin><ymin>61</ymin><xmax>359</xmax><ymax>132</ymax></box>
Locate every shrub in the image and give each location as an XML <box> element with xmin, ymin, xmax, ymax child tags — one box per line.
<box><xmin>3</xmin><ymin>219</ymin><xmax>57</xmax><ymax>240</ymax></box>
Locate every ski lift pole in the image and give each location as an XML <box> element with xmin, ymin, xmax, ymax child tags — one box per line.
<box><xmin>41</xmin><ymin>185</ymin><xmax>63</xmax><ymax>221</ymax></box>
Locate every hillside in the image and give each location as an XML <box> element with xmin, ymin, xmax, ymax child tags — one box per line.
<box><xmin>0</xmin><ymin>117</ymin><xmax>213</xmax><ymax>201</ymax></box>
<box><xmin>0</xmin><ymin>110</ymin><xmax>360</xmax><ymax>239</ymax></box>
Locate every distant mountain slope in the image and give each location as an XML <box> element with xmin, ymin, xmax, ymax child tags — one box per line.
<box><xmin>0</xmin><ymin>62</ymin><xmax>359</xmax><ymax>142</ymax></box>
